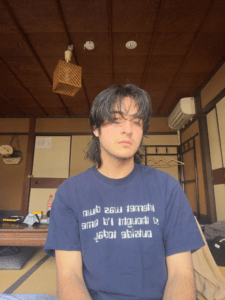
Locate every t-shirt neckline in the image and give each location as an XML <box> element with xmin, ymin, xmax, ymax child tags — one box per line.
<box><xmin>92</xmin><ymin>163</ymin><xmax>139</xmax><ymax>186</ymax></box>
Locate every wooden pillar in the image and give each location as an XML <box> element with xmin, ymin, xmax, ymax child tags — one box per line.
<box><xmin>196</xmin><ymin>94</ymin><xmax>217</xmax><ymax>223</ymax></box>
<box><xmin>21</xmin><ymin>117</ymin><xmax>36</xmax><ymax>215</ymax></box>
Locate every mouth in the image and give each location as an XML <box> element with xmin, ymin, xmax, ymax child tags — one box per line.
<box><xmin>118</xmin><ymin>140</ymin><xmax>132</xmax><ymax>145</ymax></box>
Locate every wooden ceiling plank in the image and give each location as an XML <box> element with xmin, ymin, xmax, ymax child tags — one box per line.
<box><xmin>44</xmin><ymin>107</ymin><xmax>72</xmax><ymax>116</ymax></box>
<box><xmin>53</xmin><ymin>0</ymin><xmax>91</xmax><ymax>111</ymax></box>
<box><xmin>57</xmin><ymin>0</ymin><xmax>108</xmax><ymax>33</ymax></box>
<box><xmin>107</xmin><ymin>0</ymin><xmax>114</xmax><ymax>84</ymax></box>
<box><xmin>0</xmin><ymin>1</ymin><xmax>225</xmax><ymax>118</ymax></box>
<box><xmin>112</xmin><ymin>0</ymin><xmax>159</xmax><ymax>33</ymax></box>
<box><xmin>157</xmin><ymin>0</ymin><xmax>215</xmax><ymax>114</ymax></box>
<box><xmin>114</xmin><ymin>56</ymin><xmax>146</xmax><ymax>73</ymax></box>
<box><xmin>0</xmin><ymin>0</ymin><xmax>71</xmax><ymax>116</ymax></box>
<box><xmin>158</xmin><ymin>0</ymin><xmax>212</xmax><ymax>33</ymax></box>
<box><xmin>114</xmin><ymin>73</ymin><xmax>142</xmax><ymax>86</ymax></box>
<box><xmin>0</xmin><ymin>91</ymin><xmax>26</xmax><ymax>116</ymax></box>
<box><xmin>82</xmin><ymin>73</ymin><xmax>112</xmax><ymax>88</ymax></box>
<box><xmin>140</xmin><ymin>0</ymin><xmax>166</xmax><ymax>89</ymax></box>
<box><xmin>0</xmin><ymin>57</ymin><xmax>48</xmax><ymax>115</ymax></box>
<box><xmin>53</xmin><ymin>0</ymin><xmax>77</xmax><ymax>64</ymax></box>
<box><xmin>20</xmin><ymin>107</ymin><xmax>50</xmax><ymax>116</ymax></box>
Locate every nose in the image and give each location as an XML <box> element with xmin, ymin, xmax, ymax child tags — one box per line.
<box><xmin>121</xmin><ymin>120</ymin><xmax>132</xmax><ymax>134</ymax></box>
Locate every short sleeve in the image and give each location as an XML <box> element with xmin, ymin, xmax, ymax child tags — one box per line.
<box><xmin>44</xmin><ymin>184</ymin><xmax>81</xmax><ymax>257</ymax></box>
<box><xmin>163</xmin><ymin>180</ymin><xmax>205</xmax><ymax>257</ymax></box>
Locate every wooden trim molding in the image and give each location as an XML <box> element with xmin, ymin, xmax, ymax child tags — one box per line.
<box><xmin>212</xmin><ymin>168</ymin><xmax>225</xmax><ymax>185</ymax></box>
<box><xmin>31</xmin><ymin>178</ymin><xmax>66</xmax><ymax>189</ymax></box>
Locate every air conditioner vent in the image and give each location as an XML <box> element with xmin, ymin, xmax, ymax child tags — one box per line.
<box><xmin>168</xmin><ymin>97</ymin><xmax>195</xmax><ymax>130</ymax></box>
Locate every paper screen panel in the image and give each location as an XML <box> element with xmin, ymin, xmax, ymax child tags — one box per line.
<box><xmin>28</xmin><ymin>188</ymin><xmax>57</xmax><ymax>214</ymax></box>
<box><xmin>70</xmin><ymin>135</ymin><xmax>94</xmax><ymax>177</ymax></box>
<box><xmin>207</xmin><ymin>108</ymin><xmax>223</xmax><ymax>170</ymax></box>
<box><xmin>213</xmin><ymin>184</ymin><xmax>225</xmax><ymax>221</ymax></box>
<box><xmin>32</xmin><ymin>136</ymin><xmax>71</xmax><ymax>178</ymax></box>
<box><xmin>216</xmin><ymin>96</ymin><xmax>225</xmax><ymax>164</ymax></box>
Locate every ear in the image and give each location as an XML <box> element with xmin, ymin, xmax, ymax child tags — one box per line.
<box><xmin>93</xmin><ymin>127</ymin><xmax>99</xmax><ymax>137</ymax></box>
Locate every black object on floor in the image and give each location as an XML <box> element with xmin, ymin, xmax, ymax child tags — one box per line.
<box><xmin>0</xmin><ymin>246</ymin><xmax>37</xmax><ymax>270</ymax></box>
<box><xmin>207</xmin><ymin>236</ymin><xmax>225</xmax><ymax>266</ymax></box>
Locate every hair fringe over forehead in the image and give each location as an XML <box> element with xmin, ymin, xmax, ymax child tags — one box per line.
<box><xmin>89</xmin><ymin>84</ymin><xmax>152</xmax><ymax>135</ymax></box>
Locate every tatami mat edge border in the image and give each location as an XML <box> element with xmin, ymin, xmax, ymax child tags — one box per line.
<box><xmin>3</xmin><ymin>255</ymin><xmax>50</xmax><ymax>294</ymax></box>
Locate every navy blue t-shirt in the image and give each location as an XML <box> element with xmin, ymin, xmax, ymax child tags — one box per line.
<box><xmin>44</xmin><ymin>164</ymin><xmax>204</xmax><ymax>300</ymax></box>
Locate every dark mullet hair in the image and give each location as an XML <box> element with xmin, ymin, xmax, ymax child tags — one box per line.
<box><xmin>85</xmin><ymin>84</ymin><xmax>152</xmax><ymax>168</ymax></box>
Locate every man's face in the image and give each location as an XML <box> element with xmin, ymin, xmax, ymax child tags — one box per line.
<box><xmin>93</xmin><ymin>97</ymin><xmax>143</xmax><ymax>165</ymax></box>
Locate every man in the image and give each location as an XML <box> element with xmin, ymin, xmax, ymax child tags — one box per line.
<box><xmin>44</xmin><ymin>84</ymin><xmax>204</xmax><ymax>300</ymax></box>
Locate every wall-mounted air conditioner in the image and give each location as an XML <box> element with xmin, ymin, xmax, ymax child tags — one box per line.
<box><xmin>168</xmin><ymin>97</ymin><xmax>195</xmax><ymax>130</ymax></box>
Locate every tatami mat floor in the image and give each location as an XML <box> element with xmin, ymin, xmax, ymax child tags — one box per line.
<box><xmin>0</xmin><ymin>247</ymin><xmax>57</xmax><ymax>296</ymax></box>
<box><xmin>0</xmin><ymin>247</ymin><xmax>225</xmax><ymax>299</ymax></box>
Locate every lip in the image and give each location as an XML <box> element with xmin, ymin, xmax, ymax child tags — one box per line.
<box><xmin>118</xmin><ymin>140</ymin><xmax>132</xmax><ymax>145</ymax></box>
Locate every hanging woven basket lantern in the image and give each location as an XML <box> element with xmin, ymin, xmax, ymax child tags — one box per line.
<box><xmin>53</xmin><ymin>45</ymin><xmax>82</xmax><ymax>97</ymax></box>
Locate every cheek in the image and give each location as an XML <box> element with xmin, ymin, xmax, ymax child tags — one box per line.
<box><xmin>135</xmin><ymin>129</ymin><xmax>143</xmax><ymax>141</ymax></box>
<box><xmin>99</xmin><ymin>129</ymin><xmax>116</xmax><ymax>144</ymax></box>
<box><xmin>103</xmin><ymin>127</ymin><xmax>118</xmax><ymax>138</ymax></box>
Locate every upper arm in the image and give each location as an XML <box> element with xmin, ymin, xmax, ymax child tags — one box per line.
<box><xmin>166</xmin><ymin>251</ymin><xmax>194</xmax><ymax>279</ymax></box>
<box><xmin>55</xmin><ymin>250</ymin><xmax>83</xmax><ymax>280</ymax></box>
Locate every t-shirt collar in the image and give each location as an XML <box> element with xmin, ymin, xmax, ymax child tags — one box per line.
<box><xmin>92</xmin><ymin>163</ymin><xmax>139</xmax><ymax>186</ymax></box>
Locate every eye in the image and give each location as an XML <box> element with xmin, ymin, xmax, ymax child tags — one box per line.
<box><xmin>112</xmin><ymin>114</ymin><xmax>123</xmax><ymax>123</ymax></box>
<box><xmin>132</xmin><ymin>119</ymin><xmax>142</xmax><ymax>126</ymax></box>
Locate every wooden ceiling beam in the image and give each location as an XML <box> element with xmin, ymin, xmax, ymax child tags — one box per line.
<box><xmin>0</xmin><ymin>57</ymin><xmax>48</xmax><ymax>116</ymax></box>
<box><xmin>140</xmin><ymin>0</ymin><xmax>165</xmax><ymax>89</ymax></box>
<box><xmin>107</xmin><ymin>0</ymin><xmax>114</xmax><ymax>84</ymax></box>
<box><xmin>54</xmin><ymin>0</ymin><xmax>91</xmax><ymax>111</ymax></box>
<box><xmin>157</xmin><ymin>0</ymin><xmax>215</xmax><ymax>114</ymax></box>
<box><xmin>0</xmin><ymin>0</ymin><xmax>71</xmax><ymax>116</ymax></box>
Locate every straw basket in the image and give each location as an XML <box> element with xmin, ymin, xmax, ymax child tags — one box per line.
<box><xmin>53</xmin><ymin>60</ymin><xmax>82</xmax><ymax>96</ymax></box>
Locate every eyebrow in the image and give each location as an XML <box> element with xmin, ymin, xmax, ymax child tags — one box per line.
<box><xmin>110</xmin><ymin>111</ymin><xmax>124</xmax><ymax>118</ymax></box>
<box><xmin>111</xmin><ymin>110</ymin><xmax>121</xmax><ymax>114</ymax></box>
<box><xmin>111</xmin><ymin>110</ymin><xmax>142</xmax><ymax>119</ymax></box>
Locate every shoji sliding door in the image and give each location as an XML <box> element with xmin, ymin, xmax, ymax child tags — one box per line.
<box><xmin>70</xmin><ymin>135</ymin><xmax>94</xmax><ymax>177</ymax></box>
<box><xmin>28</xmin><ymin>136</ymin><xmax>71</xmax><ymax>214</ymax></box>
<box><xmin>207</xmin><ymin>96</ymin><xmax>225</xmax><ymax>221</ymax></box>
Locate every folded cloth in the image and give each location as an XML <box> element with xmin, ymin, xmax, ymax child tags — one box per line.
<box><xmin>204</xmin><ymin>221</ymin><xmax>225</xmax><ymax>240</ymax></box>
<box><xmin>192</xmin><ymin>218</ymin><xmax>225</xmax><ymax>300</ymax></box>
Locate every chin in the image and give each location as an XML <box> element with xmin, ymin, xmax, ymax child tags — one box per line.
<box><xmin>116</xmin><ymin>153</ymin><xmax>136</xmax><ymax>160</ymax></box>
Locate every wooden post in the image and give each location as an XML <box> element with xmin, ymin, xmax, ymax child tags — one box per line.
<box><xmin>21</xmin><ymin>117</ymin><xmax>36</xmax><ymax>216</ymax></box>
<box><xmin>195</xmin><ymin>94</ymin><xmax>217</xmax><ymax>224</ymax></box>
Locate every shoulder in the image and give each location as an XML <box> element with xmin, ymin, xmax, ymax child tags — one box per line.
<box><xmin>53</xmin><ymin>167</ymin><xmax>95</xmax><ymax>207</ymax></box>
<box><xmin>51</xmin><ymin>167</ymin><xmax>96</xmax><ymax>214</ymax></box>
<box><xmin>58</xmin><ymin>166</ymin><xmax>95</xmax><ymax>192</ymax></box>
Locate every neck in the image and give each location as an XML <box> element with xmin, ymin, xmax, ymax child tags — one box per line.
<box><xmin>97</xmin><ymin>158</ymin><xmax>135</xmax><ymax>179</ymax></box>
